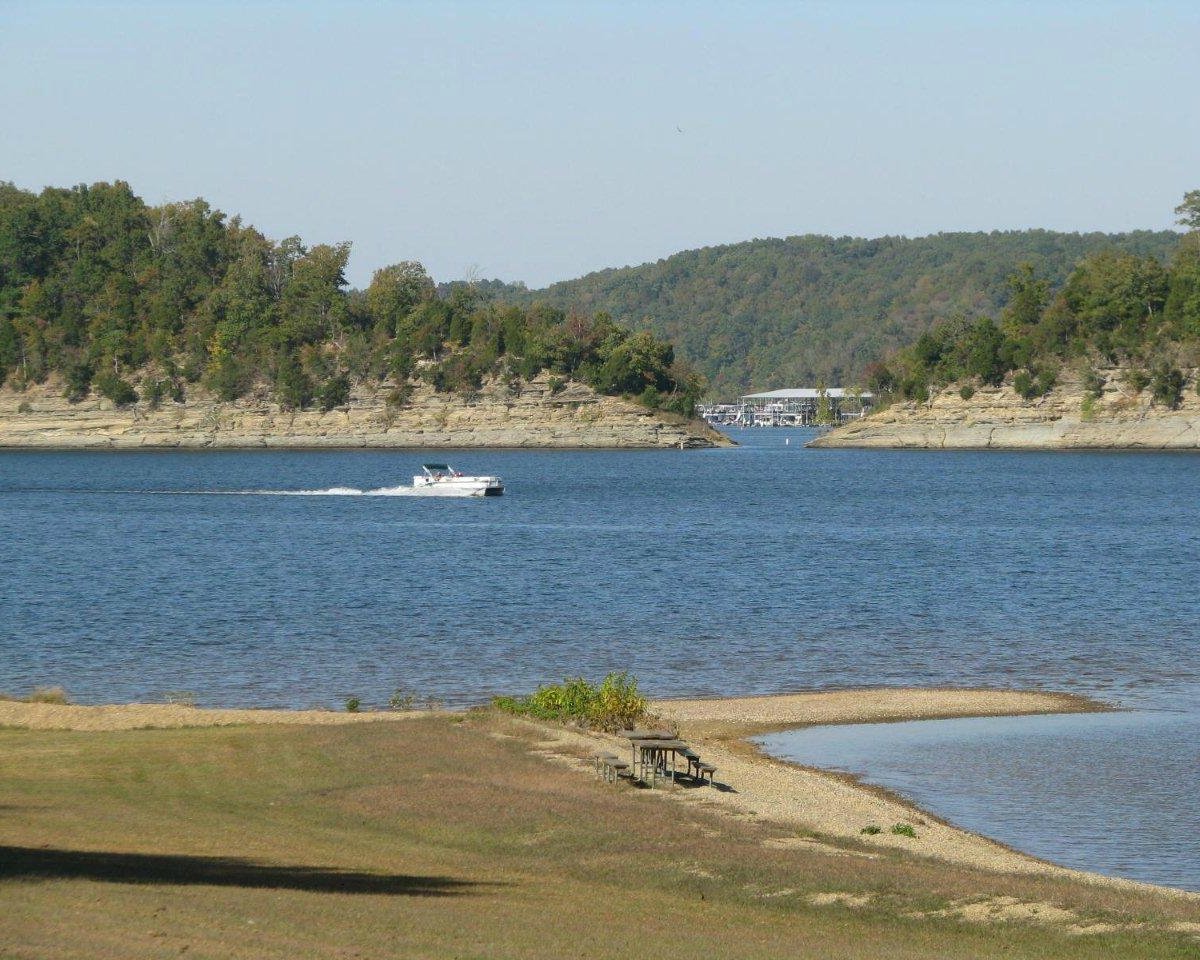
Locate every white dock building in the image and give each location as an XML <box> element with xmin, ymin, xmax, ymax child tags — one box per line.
<box><xmin>700</xmin><ymin>388</ymin><xmax>873</xmax><ymax>427</ymax></box>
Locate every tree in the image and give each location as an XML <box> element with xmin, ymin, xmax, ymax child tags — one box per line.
<box><xmin>1176</xmin><ymin>190</ymin><xmax>1200</xmax><ymax>231</ymax></box>
<box><xmin>274</xmin><ymin>353</ymin><xmax>313</xmax><ymax>410</ymax></box>
<box><xmin>963</xmin><ymin>318</ymin><xmax>1009</xmax><ymax>385</ymax></box>
<box><xmin>365</xmin><ymin>261</ymin><xmax>434</xmax><ymax>334</ymax></box>
<box><xmin>814</xmin><ymin>383</ymin><xmax>834</xmax><ymax>425</ymax></box>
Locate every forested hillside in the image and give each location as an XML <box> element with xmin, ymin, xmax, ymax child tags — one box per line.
<box><xmin>870</xmin><ymin>193</ymin><xmax>1200</xmax><ymax>410</ymax></box>
<box><xmin>0</xmin><ymin>181</ymin><xmax>701</xmax><ymax>415</ymax></box>
<box><xmin>496</xmin><ymin>230</ymin><xmax>1180</xmax><ymax>396</ymax></box>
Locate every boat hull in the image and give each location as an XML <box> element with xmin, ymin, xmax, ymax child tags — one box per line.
<box><xmin>412</xmin><ymin>475</ymin><xmax>504</xmax><ymax>497</ymax></box>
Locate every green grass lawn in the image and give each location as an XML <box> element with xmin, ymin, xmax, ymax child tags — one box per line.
<box><xmin>1</xmin><ymin>714</ymin><xmax>1196</xmax><ymax>959</ymax></box>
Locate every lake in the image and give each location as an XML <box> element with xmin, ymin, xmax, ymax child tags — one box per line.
<box><xmin>1</xmin><ymin>428</ymin><xmax>1197</xmax><ymax>886</ymax></box>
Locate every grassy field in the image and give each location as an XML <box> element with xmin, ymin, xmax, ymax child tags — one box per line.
<box><xmin>1</xmin><ymin>712</ymin><xmax>1197</xmax><ymax>959</ymax></box>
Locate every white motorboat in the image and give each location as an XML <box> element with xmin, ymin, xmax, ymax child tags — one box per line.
<box><xmin>412</xmin><ymin>463</ymin><xmax>504</xmax><ymax>497</ymax></box>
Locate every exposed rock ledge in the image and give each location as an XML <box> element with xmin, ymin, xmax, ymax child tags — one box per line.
<box><xmin>811</xmin><ymin>367</ymin><xmax>1200</xmax><ymax>449</ymax></box>
<box><xmin>0</xmin><ymin>374</ymin><xmax>730</xmax><ymax>449</ymax></box>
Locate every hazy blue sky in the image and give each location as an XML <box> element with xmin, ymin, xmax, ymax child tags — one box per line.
<box><xmin>2</xmin><ymin>1</ymin><xmax>1197</xmax><ymax>288</ymax></box>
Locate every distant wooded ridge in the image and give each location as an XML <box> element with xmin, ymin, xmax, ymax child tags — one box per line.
<box><xmin>870</xmin><ymin>193</ymin><xmax>1200</xmax><ymax>410</ymax></box>
<box><xmin>449</xmin><ymin>229</ymin><xmax>1182</xmax><ymax>397</ymax></box>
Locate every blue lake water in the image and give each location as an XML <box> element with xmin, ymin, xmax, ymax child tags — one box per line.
<box><xmin>1</xmin><ymin>428</ymin><xmax>1198</xmax><ymax>886</ymax></box>
<box><xmin>759</xmin><ymin>710</ymin><xmax>1200</xmax><ymax>890</ymax></box>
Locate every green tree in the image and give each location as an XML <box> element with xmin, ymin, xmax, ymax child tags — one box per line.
<box><xmin>274</xmin><ymin>354</ymin><xmax>313</xmax><ymax>410</ymax></box>
<box><xmin>366</xmin><ymin>261</ymin><xmax>435</xmax><ymax>334</ymax></box>
<box><xmin>1175</xmin><ymin>189</ymin><xmax>1200</xmax><ymax>230</ymax></box>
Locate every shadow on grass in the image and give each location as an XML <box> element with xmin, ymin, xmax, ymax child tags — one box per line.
<box><xmin>0</xmin><ymin>845</ymin><xmax>495</xmax><ymax>896</ymax></box>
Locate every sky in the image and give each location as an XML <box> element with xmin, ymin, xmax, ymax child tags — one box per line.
<box><xmin>2</xmin><ymin>0</ymin><xmax>1198</xmax><ymax>289</ymax></box>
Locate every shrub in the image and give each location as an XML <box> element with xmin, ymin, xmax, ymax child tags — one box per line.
<box><xmin>1012</xmin><ymin>367</ymin><xmax>1054</xmax><ymax>400</ymax></box>
<box><xmin>143</xmin><ymin>378</ymin><xmax>169</xmax><ymax>410</ymax></box>
<box><xmin>162</xmin><ymin>690</ymin><xmax>198</xmax><ymax>707</ymax></box>
<box><xmin>492</xmin><ymin>672</ymin><xmax>648</xmax><ymax>733</ymax></box>
<box><xmin>317</xmin><ymin>372</ymin><xmax>352</xmax><ymax>412</ymax></box>
<box><xmin>1013</xmin><ymin>371</ymin><xmax>1035</xmax><ymax>399</ymax></box>
<box><xmin>901</xmin><ymin>377</ymin><xmax>928</xmax><ymax>403</ymax></box>
<box><xmin>63</xmin><ymin>360</ymin><xmax>94</xmax><ymax>402</ymax></box>
<box><xmin>860</xmin><ymin>825</ymin><xmax>882</xmax><ymax>835</ymax></box>
<box><xmin>891</xmin><ymin>823</ymin><xmax>917</xmax><ymax>838</ymax></box>
<box><xmin>958</xmin><ymin>384</ymin><xmax>975</xmax><ymax>401</ymax></box>
<box><xmin>547</xmin><ymin>376</ymin><xmax>566</xmax><ymax>395</ymax></box>
<box><xmin>1122</xmin><ymin>368</ymin><xmax>1151</xmax><ymax>394</ymax></box>
<box><xmin>1082</xmin><ymin>367</ymin><xmax>1106</xmax><ymax>400</ymax></box>
<box><xmin>1150</xmin><ymin>364</ymin><xmax>1185</xmax><ymax>409</ymax></box>
<box><xmin>29</xmin><ymin>685</ymin><xmax>70</xmax><ymax>704</ymax></box>
<box><xmin>386</xmin><ymin>382</ymin><xmax>413</xmax><ymax>409</ymax></box>
<box><xmin>638</xmin><ymin>385</ymin><xmax>661</xmax><ymax>408</ymax></box>
<box><xmin>17</xmin><ymin>400</ymin><xmax>32</xmax><ymax>414</ymax></box>
<box><xmin>388</xmin><ymin>689</ymin><xmax>416</xmax><ymax>711</ymax></box>
<box><xmin>344</xmin><ymin>696</ymin><xmax>361</xmax><ymax>713</ymax></box>
<box><xmin>94</xmin><ymin>371</ymin><xmax>138</xmax><ymax>407</ymax></box>
<box><xmin>275</xmin><ymin>356</ymin><xmax>313</xmax><ymax>410</ymax></box>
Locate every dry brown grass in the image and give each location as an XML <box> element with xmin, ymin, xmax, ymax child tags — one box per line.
<box><xmin>0</xmin><ymin>713</ymin><xmax>1196</xmax><ymax>959</ymax></box>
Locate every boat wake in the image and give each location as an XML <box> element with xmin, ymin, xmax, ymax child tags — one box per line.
<box><xmin>233</xmin><ymin>485</ymin><xmax>480</xmax><ymax>497</ymax></box>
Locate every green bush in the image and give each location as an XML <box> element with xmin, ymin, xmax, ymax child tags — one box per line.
<box><xmin>638</xmin><ymin>385</ymin><xmax>661</xmax><ymax>408</ymax></box>
<box><xmin>94</xmin><ymin>371</ymin><xmax>138</xmax><ymax>407</ymax></box>
<box><xmin>386</xmin><ymin>382</ymin><xmax>413</xmax><ymax>409</ymax></box>
<box><xmin>1122</xmin><ymin>368</ymin><xmax>1151</xmax><ymax>394</ymax></box>
<box><xmin>1013</xmin><ymin>371</ymin><xmax>1035</xmax><ymax>399</ymax></box>
<box><xmin>492</xmin><ymin>672</ymin><xmax>648</xmax><ymax>733</ymax></box>
<box><xmin>63</xmin><ymin>360</ymin><xmax>94</xmax><ymax>402</ymax></box>
<box><xmin>317</xmin><ymin>372</ymin><xmax>352</xmax><ymax>411</ymax></box>
<box><xmin>1013</xmin><ymin>367</ymin><xmax>1056</xmax><ymax>400</ymax></box>
<box><xmin>344</xmin><ymin>696</ymin><xmax>361</xmax><ymax>713</ymax></box>
<box><xmin>1082</xmin><ymin>367</ymin><xmax>1105</xmax><ymax>400</ymax></box>
<box><xmin>958</xmin><ymin>384</ymin><xmax>975</xmax><ymax>401</ymax></box>
<box><xmin>860</xmin><ymin>825</ymin><xmax>882</xmax><ymax>835</ymax></box>
<box><xmin>1150</xmin><ymin>364</ymin><xmax>1185</xmax><ymax>409</ymax></box>
<box><xmin>890</xmin><ymin>823</ymin><xmax>917</xmax><ymax>838</ymax></box>
<box><xmin>275</xmin><ymin>355</ymin><xmax>313</xmax><ymax>410</ymax></box>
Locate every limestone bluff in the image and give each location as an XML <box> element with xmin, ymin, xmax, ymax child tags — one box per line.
<box><xmin>810</xmin><ymin>367</ymin><xmax>1200</xmax><ymax>450</ymax></box>
<box><xmin>0</xmin><ymin>372</ymin><xmax>728</xmax><ymax>449</ymax></box>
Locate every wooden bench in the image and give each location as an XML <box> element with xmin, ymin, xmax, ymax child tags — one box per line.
<box><xmin>694</xmin><ymin>762</ymin><xmax>716</xmax><ymax>785</ymax></box>
<box><xmin>593</xmin><ymin>753</ymin><xmax>631</xmax><ymax>783</ymax></box>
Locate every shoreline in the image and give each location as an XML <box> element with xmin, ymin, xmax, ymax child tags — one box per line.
<box><xmin>3</xmin><ymin>686</ymin><xmax>1194</xmax><ymax>902</ymax></box>
<box><xmin>640</xmin><ymin>689</ymin><xmax>1196</xmax><ymax>900</ymax></box>
<box><xmin>0</xmin><ymin>375</ymin><xmax>730</xmax><ymax>450</ymax></box>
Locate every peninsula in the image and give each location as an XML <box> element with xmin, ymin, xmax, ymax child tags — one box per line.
<box><xmin>0</xmin><ymin>180</ymin><xmax>722</xmax><ymax>449</ymax></box>
<box><xmin>816</xmin><ymin>196</ymin><xmax>1200</xmax><ymax>450</ymax></box>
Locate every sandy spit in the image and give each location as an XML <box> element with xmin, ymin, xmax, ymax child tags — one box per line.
<box><xmin>629</xmin><ymin>688</ymin><xmax>1197</xmax><ymax>899</ymax></box>
<box><xmin>654</xmin><ymin>687</ymin><xmax>1105</xmax><ymax>738</ymax></box>
<box><xmin>0</xmin><ymin>700</ymin><xmax>426</xmax><ymax>731</ymax></box>
<box><xmin>505</xmin><ymin>687</ymin><xmax>1190</xmax><ymax>901</ymax></box>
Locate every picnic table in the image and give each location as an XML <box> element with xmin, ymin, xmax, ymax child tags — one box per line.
<box><xmin>604</xmin><ymin>729</ymin><xmax>717</xmax><ymax>789</ymax></box>
<box><xmin>626</xmin><ymin>736</ymin><xmax>691</xmax><ymax>787</ymax></box>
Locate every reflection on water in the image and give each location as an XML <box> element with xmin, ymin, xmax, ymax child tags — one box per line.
<box><xmin>758</xmin><ymin>710</ymin><xmax>1200</xmax><ymax>890</ymax></box>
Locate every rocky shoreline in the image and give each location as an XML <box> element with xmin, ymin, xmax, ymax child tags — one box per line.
<box><xmin>811</xmin><ymin>367</ymin><xmax>1200</xmax><ymax>449</ymax></box>
<box><xmin>0</xmin><ymin>374</ymin><xmax>730</xmax><ymax>450</ymax></box>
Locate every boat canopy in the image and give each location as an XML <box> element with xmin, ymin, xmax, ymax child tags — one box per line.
<box><xmin>422</xmin><ymin>463</ymin><xmax>451</xmax><ymax>471</ymax></box>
